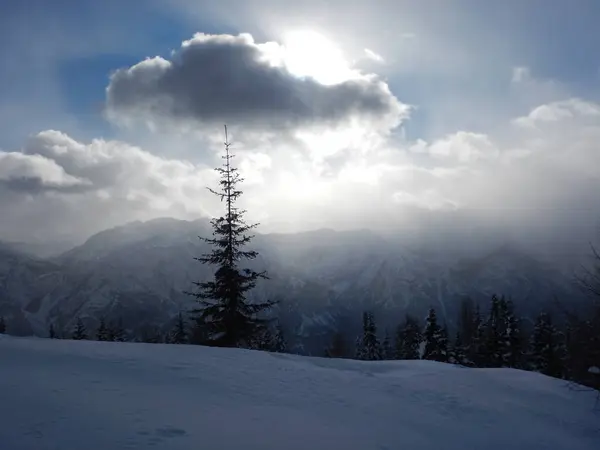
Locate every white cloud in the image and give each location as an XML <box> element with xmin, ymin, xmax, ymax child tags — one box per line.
<box><xmin>364</xmin><ymin>48</ymin><xmax>385</xmax><ymax>63</ymax></box>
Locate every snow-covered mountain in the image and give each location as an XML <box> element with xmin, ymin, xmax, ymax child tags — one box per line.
<box><xmin>0</xmin><ymin>218</ymin><xmax>586</xmax><ymax>352</ymax></box>
<box><xmin>1</xmin><ymin>335</ymin><xmax>598</xmax><ymax>449</ymax></box>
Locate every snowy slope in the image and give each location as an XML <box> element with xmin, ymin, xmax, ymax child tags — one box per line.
<box><xmin>0</xmin><ymin>336</ymin><xmax>599</xmax><ymax>450</ymax></box>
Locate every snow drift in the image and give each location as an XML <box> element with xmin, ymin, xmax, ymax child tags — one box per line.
<box><xmin>0</xmin><ymin>335</ymin><xmax>598</xmax><ymax>449</ymax></box>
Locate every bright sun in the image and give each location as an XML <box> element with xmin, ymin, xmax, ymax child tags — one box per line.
<box><xmin>282</xmin><ymin>30</ymin><xmax>356</xmax><ymax>85</ymax></box>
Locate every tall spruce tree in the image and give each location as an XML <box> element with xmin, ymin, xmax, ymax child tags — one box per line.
<box><xmin>0</xmin><ymin>316</ymin><xmax>5</xmax><ymax>334</ymax></box>
<box><xmin>395</xmin><ymin>314</ymin><xmax>421</xmax><ymax>360</ymax></box>
<box><xmin>72</xmin><ymin>317</ymin><xmax>88</xmax><ymax>340</ymax></box>
<box><xmin>187</xmin><ymin>126</ymin><xmax>276</xmax><ymax>348</ymax></box>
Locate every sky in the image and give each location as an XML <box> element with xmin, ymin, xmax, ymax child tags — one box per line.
<box><xmin>0</xmin><ymin>0</ymin><xmax>599</xmax><ymax>253</ymax></box>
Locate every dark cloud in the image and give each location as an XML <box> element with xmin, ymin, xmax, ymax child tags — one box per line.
<box><xmin>106</xmin><ymin>33</ymin><xmax>406</xmax><ymax>131</ymax></box>
<box><xmin>0</xmin><ymin>176</ymin><xmax>91</xmax><ymax>194</ymax></box>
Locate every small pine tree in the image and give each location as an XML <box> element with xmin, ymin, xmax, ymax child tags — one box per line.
<box><xmin>482</xmin><ymin>295</ymin><xmax>504</xmax><ymax>367</ymax></box>
<box><xmin>503</xmin><ymin>305</ymin><xmax>524</xmax><ymax>368</ymax></box>
<box><xmin>354</xmin><ymin>335</ymin><xmax>363</xmax><ymax>360</ymax></box>
<box><xmin>109</xmin><ymin>319</ymin><xmax>126</xmax><ymax>342</ymax></box>
<box><xmin>49</xmin><ymin>323</ymin><xmax>56</xmax><ymax>339</ymax></box>
<box><xmin>470</xmin><ymin>305</ymin><xmax>487</xmax><ymax>367</ymax></box>
<box><xmin>528</xmin><ymin>312</ymin><xmax>564</xmax><ymax>378</ymax></box>
<box><xmin>0</xmin><ymin>316</ymin><xmax>6</xmax><ymax>334</ymax></box>
<box><xmin>438</xmin><ymin>325</ymin><xmax>449</xmax><ymax>363</ymax></box>
<box><xmin>72</xmin><ymin>317</ymin><xmax>88</xmax><ymax>340</ymax></box>
<box><xmin>271</xmin><ymin>324</ymin><xmax>287</xmax><ymax>353</ymax></box>
<box><xmin>395</xmin><ymin>314</ymin><xmax>421</xmax><ymax>360</ymax></box>
<box><xmin>169</xmin><ymin>312</ymin><xmax>188</xmax><ymax>344</ymax></box>
<box><xmin>96</xmin><ymin>318</ymin><xmax>109</xmax><ymax>341</ymax></box>
<box><xmin>422</xmin><ymin>308</ymin><xmax>443</xmax><ymax>361</ymax></box>
<box><xmin>186</xmin><ymin>126</ymin><xmax>276</xmax><ymax>348</ymax></box>
<box><xmin>356</xmin><ymin>311</ymin><xmax>382</xmax><ymax>361</ymax></box>
<box><xmin>382</xmin><ymin>330</ymin><xmax>392</xmax><ymax>360</ymax></box>
<box><xmin>325</xmin><ymin>332</ymin><xmax>347</xmax><ymax>358</ymax></box>
<box><xmin>450</xmin><ymin>331</ymin><xmax>467</xmax><ymax>365</ymax></box>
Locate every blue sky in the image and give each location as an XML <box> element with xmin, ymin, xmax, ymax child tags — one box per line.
<box><xmin>1</xmin><ymin>0</ymin><xmax>599</xmax><ymax>149</ymax></box>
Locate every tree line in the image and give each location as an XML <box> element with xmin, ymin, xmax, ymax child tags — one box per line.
<box><xmin>326</xmin><ymin>293</ymin><xmax>600</xmax><ymax>390</ymax></box>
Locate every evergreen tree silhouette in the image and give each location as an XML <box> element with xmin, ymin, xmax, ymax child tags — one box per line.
<box><xmin>72</xmin><ymin>317</ymin><xmax>88</xmax><ymax>340</ymax></box>
<box><xmin>356</xmin><ymin>311</ymin><xmax>382</xmax><ymax>360</ymax></box>
<box><xmin>187</xmin><ymin>126</ymin><xmax>276</xmax><ymax>348</ymax></box>
<box><xmin>422</xmin><ymin>308</ymin><xmax>445</xmax><ymax>362</ymax></box>
<box><xmin>96</xmin><ymin>318</ymin><xmax>109</xmax><ymax>341</ymax></box>
<box><xmin>169</xmin><ymin>312</ymin><xmax>188</xmax><ymax>344</ymax></box>
<box><xmin>395</xmin><ymin>314</ymin><xmax>421</xmax><ymax>360</ymax></box>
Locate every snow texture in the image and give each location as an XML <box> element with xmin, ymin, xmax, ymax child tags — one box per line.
<box><xmin>0</xmin><ymin>335</ymin><xmax>599</xmax><ymax>450</ymax></box>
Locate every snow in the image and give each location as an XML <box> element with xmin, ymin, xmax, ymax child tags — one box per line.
<box><xmin>0</xmin><ymin>336</ymin><xmax>599</xmax><ymax>450</ymax></box>
<box><xmin>589</xmin><ymin>366</ymin><xmax>600</xmax><ymax>375</ymax></box>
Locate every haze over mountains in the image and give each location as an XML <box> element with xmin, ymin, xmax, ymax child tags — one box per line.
<box><xmin>0</xmin><ymin>217</ymin><xmax>591</xmax><ymax>354</ymax></box>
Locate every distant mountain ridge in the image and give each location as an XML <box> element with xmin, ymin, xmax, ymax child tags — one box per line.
<box><xmin>0</xmin><ymin>218</ymin><xmax>587</xmax><ymax>353</ymax></box>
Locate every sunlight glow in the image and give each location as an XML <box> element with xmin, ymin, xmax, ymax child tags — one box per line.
<box><xmin>282</xmin><ymin>30</ymin><xmax>357</xmax><ymax>85</ymax></box>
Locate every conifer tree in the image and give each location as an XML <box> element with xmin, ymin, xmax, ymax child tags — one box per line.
<box><xmin>356</xmin><ymin>311</ymin><xmax>382</xmax><ymax>360</ymax></box>
<box><xmin>72</xmin><ymin>317</ymin><xmax>88</xmax><ymax>340</ymax></box>
<box><xmin>169</xmin><ymin>312</ymin><xmax>188</xmax><ymax>344</ymax></box>
<box><xmin>96</xmin><ymin>318</ymin><xmax>109</xmax><ymax>341</ymax></box>
<box><xmin>482</xmin><ymin>294</ymin><xmax>504</xmax><ymax>367</ymax></box>
<box><xmin>354</xmin><ymin>335</ymin><xmax>363</xmax><ymax>360</ymax></box>
<box><xmin>502</xmin><ymin>302</ymin><xmax>524</xmax><ymax>368</ymax></box>
<box><xmin>0</xmin><ymin>316</ymin><xmax>6</xmax><ymax>334</ymax></box>
<box><xmin>471</xmin><ymin>304</ymin><xmax>487</xmax><ymax>367</ymax></box>
<box><xmin>422</xmin><ymin>308</ymin><xmax>445</xmax><ymax>361</ymax></box>
<box><xmin>439</xmin><ymin>325</ymin><xmax>449</xmax><ymax>363</ymax></box>
<box><xmin>528</xmin><ymin>312</ymin><xmax>564</xmax><ymax>378</ymax></box>
<box><xmin>109</xmin><ymin>319</ymin><xmax>126</xmax><ymax>342</ymax></box>
<box><xmin>187</xmin><ymin>126</ymin><xmax>276</xmax><ymax>348</ymax></box>
<box><xmin>450</xmin><ymin>331</ymin><xmax>467</xmax><ymax>365</ymax></box>
<box><xmin>49</xmin><ymin>323</ymin><xmax>56</xmax><ymax>339</ymax></box>
<box><xmin>270</xmin><ymin>324</ymin><xmax>287</xmax><ymax>353</ymax></box>
<box><xmin>325</xmin><ymin>332</ymin><xmax>347</xmax><ymax>358</ymax></box>
<box><xmin>382</xmin><ymin>330</ymin><xmax>392</xmax><ymax>360</ymax></box>
<box><xmin>395</xmin><ymin>314</ymin><xmax>421</xmax><ymax>360</ymax></box>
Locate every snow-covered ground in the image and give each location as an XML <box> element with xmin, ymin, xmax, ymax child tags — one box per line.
<box><xmin>0</xmin><ymin>336</ymin><xmax>599</xmax><ymax>450</ymax></box>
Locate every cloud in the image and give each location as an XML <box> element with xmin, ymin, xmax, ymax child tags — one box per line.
<box><xmin>105</xmin><ymin>32</ymin><xmax>407</xmax><ymax>133</ymax></box>
<box><xmin>0</xmin><ymin>151</ymin><xmax>91</xmax><ymax>193</ymax></box>
<box><xmin>364</xmin><ymin>48</ymin><xmax>384</xmax><ymax>64</ymax></box>
<box><xmin>410</xmin><ymin>132</ymin><xmax>499</xmax><ymax>163</ymax></box>
<box><xmin>0</xmin><ymin>130</ymin><xmax>218</xmax><ymax>243</ymax></box>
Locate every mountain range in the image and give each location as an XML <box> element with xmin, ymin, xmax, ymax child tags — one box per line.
<box><xmin>0</xmin><ymin>217</ymin><xmax>588</xmax><ymax>354</ymax></box>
